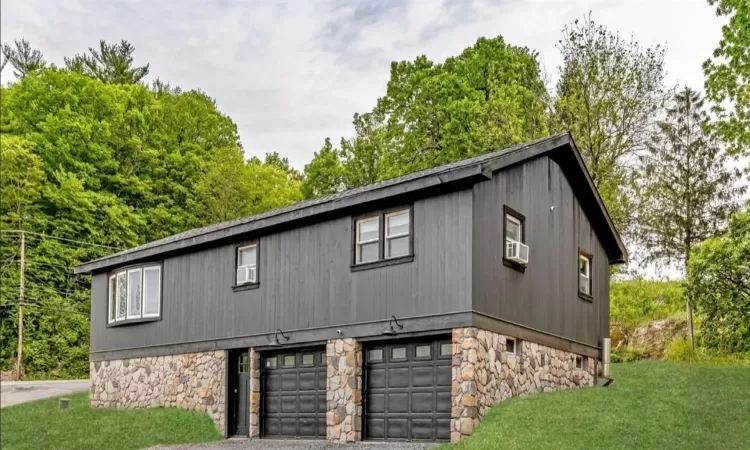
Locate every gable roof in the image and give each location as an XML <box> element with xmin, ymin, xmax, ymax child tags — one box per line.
<box><xmin>75</xmin><ymin>133</ymin><xmax>626</xmax><ymax>274</ymax></box>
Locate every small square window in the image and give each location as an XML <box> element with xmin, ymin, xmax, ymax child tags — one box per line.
<box><xmin>415</xmin><ymin>345</ymin><xmax>431</xmax><ymax>359</ymax></box>
<box><xmin>391</xmin><ymin>347</ymin><xmax>406</xmax><ymax>360</ymax></box>
<box><xmin>369</xmin><ymin>348</ymin><xmax>384</xmax><ymax>362</ymax></box>
<box><xmin>439</xmin><ymin>343</ymin><xmax>452</xmax><ymax>357</ymax></box>
<box><xmin>301</xmin><ymin>354</ymin><xmax>314</xmax><ymax>366</ymax></box>
<box><xmin>507</xmin><ymin>338</ymin><xmax>517</xmax><ymax>356</ymax></box>
<box><xmin>575</xmin><ymin>356</ymin><xmax>583</xmax><ymax>370</ymax></box>
<box><xmin>283</xmin><ymin>355</ymin><xmax>296</xmax><ymax>367</ymax></box>
<box><xmin>265</xmin><ymin>356</ymin><xmax>277</xmax><ymax>369</ymax></box>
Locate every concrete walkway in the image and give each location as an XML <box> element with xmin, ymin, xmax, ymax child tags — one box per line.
<box><xmin>155</xmin><ymin>439</ymin><xmax>439</xmax><ymax>450</ymax></box>
<box><xmin>0</xmin><ymin>379</ymin><xmax>89</xmax><ymax>408</ymax></box>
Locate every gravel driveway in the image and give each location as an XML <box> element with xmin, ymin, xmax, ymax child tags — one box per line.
<box><xmin>155</xmin><ymin>439</ymin><xmax>440</xmax><ymax>450</ymax></box>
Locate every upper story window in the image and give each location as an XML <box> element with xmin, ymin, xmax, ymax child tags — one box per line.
<box><xmin>108</xmin><ymin>264</ymin><xmax>161</xmax><ymax>326</ymax></box>
<box><xmin>579</xmin><ymin>249</ymin><xmax>593</xmax><ymax>301</ymax></box>
<box><xmin>236</xmin><ymin>243</ymin><xmax>258</xmax><ymax>286</ymax></box>
<box><xmin>503</xmin><ymin>205</ymin><xmax>528</xmax><ymax>272</ymax></box>
<box><xmin>353</xmin><ymin>207</ymin><xmax>413</xmax><ymax>269</ymax></box>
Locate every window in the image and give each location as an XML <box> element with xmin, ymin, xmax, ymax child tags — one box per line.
<box><xmin>108</xmin><ymin>265</ymin><xmax>161</xmax><ymax>325</ymax></box>
<box><xmin>236</xmin><ymin>244</ymin><xmax>258</xmax><ymax>285</ymax></box>
<box><xmin>579</xmin><ymin>250</ymin><xmax>593</xmax><ymax>300</ymax></box>
<box><xmin>506</xmin><ymin>338</ymin><xmax>517</xmax><ymax>356</ymax></box>
<box><xmin>352</xmin><ymin>207</ymin><xmax>413</xmax><ymax>269</ymax></box>
<box><xmin>503</xmin><ymin>206</ymin><xmax>528</xmax><ymax>271</ymax></box>
<box><xmin>301</xmin><ymin>354</ymin><xmax>314</xmax><ymax>366</ymax></box>
<box><xmin>575</xmin><ymin>356</ymin><xmax>583</xmax><ymax>370</ymax></box>
<box><xmin>439</xmin><ymin>343</ymin><xmax>453</xmax><ymax>357</ymax></box>
<box><xmin>239</xmin><ymin>355</ymin><xmax>249</xmax><ymax>373</ymax></box>
<box><xmin>415</xmin><ymin>344</ymin><xmax>431</xmax><ymax>359</ymax></box>
<box><xmin>283</xmin><ymin>355</ymin><xmax>296</xmax><ymax>367</ymax></box>
<box><xmin>265</xmin><ymin>356</ymin><xmax>277</xmax><ymax>369</ymax></box>
<box><xmin>391</xmin><ymin>347</ymin><xmax>406</xmax><ymax>360</ymax></box>
<box><xmin>385</xmin><ymin>210</ymin><xmax>410</xmax><ymax>259</ymax></box>
<box><xmin>369</xmin><ymin>348</ymin><xmax>384</xmax><ymax>362</ymax></box>
<box><xmin>355</xmin><ymin>217</ymin><xmax>380</xmax><ymax>263</ymax></box>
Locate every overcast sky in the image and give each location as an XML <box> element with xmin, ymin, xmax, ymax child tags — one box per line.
<box><xmin>2</xmin><ymin>0</ymin><xmax>723</xmax><ymax>170</ymax></box>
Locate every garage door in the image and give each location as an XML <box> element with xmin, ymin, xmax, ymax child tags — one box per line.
<box><xmin>364</xmin><ymin>338</ymin><xmax>452</xmax><ymax>441</ymax></box>
<box><xmin>261</xmin><ymin>347</ymin><xmax>326</xmax><ymax>438</ymax></box>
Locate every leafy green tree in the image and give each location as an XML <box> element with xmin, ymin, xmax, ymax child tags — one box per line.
<box><xmin>0</xmin><ymin>136</ymin><xmax>44</xmax><ymax>230</ymax></box>
<box><xmin>1</xmin><ymin>39</ymin><xmax>46</xmax><ymax>79</ymax></box>
<box><xmin>641</xmin><ymin>87</ymin><xmax>745</xmax><ymax>347</ymax></box>
<box><xmin>301</xmin><ymin>138</ymin><xmax>346</xmax><ymax>198</ymax></box>
<box><xmin>688</xmin><ymin>209</ymin><xmax>750</xmax><ymax>352</ymax></box>
<box><xmin>553</xmin><ymin>14</ymin><xmax>670</xmax><ymax>237</ymax></box>
<box><xmin>302</xmin><ymin>36</ymin><xmax>549</xmax><ymax>197</ymax></box>
<box><xmin>703</xmin><ymin>0</ymin><xmax>750</xmax><ymax>155</ymax></box>
<box><xmin>65</xmin><ymin>40</ymin><xmax>149</xmax><ymax>84</ymax></box>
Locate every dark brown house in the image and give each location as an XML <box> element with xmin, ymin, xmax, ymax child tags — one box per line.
<box><xmin>76</xmin><ymin>133</ymin><xmax>626</xmax><ymax>443</ymax></box>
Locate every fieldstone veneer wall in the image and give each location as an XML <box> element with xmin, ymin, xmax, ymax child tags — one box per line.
<box><xmin>451</xmin><ymin>328</ymin><xmax>596</xmax><ymax>442</ymax></box>
<box><xmin>90</xmin><ymin>350</ymin><xmax>226</xmax><ymax>433</ymax></box>
<box><xmin>326</xmin><ymin>338</ymin><xmax>363</xmax><ymax>443</ymax></box>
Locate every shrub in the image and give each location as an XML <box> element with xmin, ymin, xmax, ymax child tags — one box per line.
<box><xmin>610</xmin><ymin>278</ymin><xmax>685</xmax><ymax>333</ymax></box>
<box><xmin>611</xmin><ymin>345</ymin><xmax>646</xmax><ymax>363</ymax></box>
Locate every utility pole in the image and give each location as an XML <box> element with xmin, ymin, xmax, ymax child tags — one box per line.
<box><xmin>16</xmin><ymin>231</ymin><xmax>25</xmax><ymax>380</ymax></box>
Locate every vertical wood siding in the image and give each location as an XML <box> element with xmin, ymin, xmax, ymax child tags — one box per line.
<box><xmin>91</xmin><ymin>190</ymin><xmax>473</xmax><ymax>352</ymax></box>
<box><xmin>472</xmin><ymin>156</ymin><xmax>610</xmax><ymax>348</ymax></box>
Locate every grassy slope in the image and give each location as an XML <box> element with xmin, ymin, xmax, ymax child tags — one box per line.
<box><xmin>443</xmin><ymin>362</ymin><xmax>750</xmax><ymax>450</ymax></box>
<box><xmin>0</xmin><ymin>392</ymin><xmax>222</xmax><ymax>450</ymax></box>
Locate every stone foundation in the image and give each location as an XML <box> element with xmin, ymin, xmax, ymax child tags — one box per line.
<box><xmin>89</xmin><ymin>350</ymin><xmax>226</xmax><ymax>433</ymax></box>
<box><xmin>451</xmin><ymin>328</ymin><xmax>596</xmax><ymax>441</ymax></box>
<box><xmin>249</xmin><ymin>349</ymin><xmax>261</xmax><ymax>437</ymax></box>
<box><xmin>325</xmin><ymin>338</ymin><xmax>363</xmax><ymax>443</ymax></box>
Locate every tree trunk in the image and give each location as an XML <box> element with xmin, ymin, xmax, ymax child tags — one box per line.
<box><xmin>685</xmin><ymin>250</ymin><xmax>695</xmax><ymax>350</ymax></box>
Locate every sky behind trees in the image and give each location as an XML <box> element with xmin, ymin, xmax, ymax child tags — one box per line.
<box><xmin>1</xmin><ymin>0</ymin><xmax>722</xmax><ymax>169</ymax></box>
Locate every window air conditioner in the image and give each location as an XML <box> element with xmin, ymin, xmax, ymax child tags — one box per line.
<box><xmin>505</xmin><ymin>238</ymin><xmax>529</xmax><ymax>264</ymax></box>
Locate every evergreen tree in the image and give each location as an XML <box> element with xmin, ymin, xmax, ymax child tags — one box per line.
<box><xmin>1</xmin><ymin>39</ymin><xmax>46</xmax><ymax>79</ymax></box>
<box><xmin>65</xmin><ymin>40</ymin><xmax>149</xmax><ymax>84</ymax></box>
<box><xmin>641</xmin><ymin>87</ymin><xmax>745</xmax><ymax>347</ymax></box>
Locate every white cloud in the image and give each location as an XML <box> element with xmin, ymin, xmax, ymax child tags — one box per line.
<box><xmin>1</xmin><ymin>0</ymin><xmax>723</xmax><ymax>169</ymax></box>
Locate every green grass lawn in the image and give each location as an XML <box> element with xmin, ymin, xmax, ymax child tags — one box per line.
<box><xmin>0</xmin><ymin>392</ymin><xmax>222</xmax><ymax>450</ymax></box>
<box><xmin>442</xmin><ymin>362</ymin><xmax>750</xmax><ymax>450</ymax></box>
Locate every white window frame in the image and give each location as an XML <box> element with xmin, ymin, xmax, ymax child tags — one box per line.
<box><xmin>355</xmin><ymin>216</ymin><xmax>380</xmax><ymax>264</ymax></box>
<box><xmin>504</xmin><ymin>213</ymin><xmax>523</xmax><ymax>259</ymax></box>
<box><xmin>108</xmin><ymin>275</ymin><xmax>117</xmax><ymax>324</ymax></box>
<box><xmin>384</xmin><ymin>209</ymin><xmax>410</xmax><ymax>259</ymax></box>
<box><xmin>506</xmin><ymin>337</ymin><xmax>517</xmax><ymax>356</ymax></box>
<box><xmin>115</xmin><ymin>271</ymin><xmax>127</xmax><ymax>322</ymax></box>
<box><xmin>236</xmin><ymin>244</ymin><xmax>258</xmax><ymax>285</ymax></box>
<box><xmin>579</xmin><ymin>254</ymin><xmax>591</xmax><ymax>296</ymax></box>
<box><xmin>142</xmin><ymin>266</ymin><xmax>162</xmax><ymax>318</ymax></box>
<box><xmin>126</xmin><ymin>268</ymin><xmax>143</xmax><ymax>320</ymax></box>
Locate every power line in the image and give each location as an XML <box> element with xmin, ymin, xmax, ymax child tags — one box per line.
<box><xmin>0</xmin><ymin>230</ymin><xmax>123</xmax><ymax>250</ymax></box>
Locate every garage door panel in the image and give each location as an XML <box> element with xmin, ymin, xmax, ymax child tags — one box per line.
<box><xmin>387</xmin><ymin>368</ymin><xmax>409</xmax><ymax>388</ymax></box>
<box><xmin>364</xmin><ymin>338</ymin><xmax>451</xmax><ymax>442</ymax></box>
<box><xmin>387</xmin><ymin>392</ymin><xmax>409</xmax><ymax>413</ymax></box>
<box><xmin>411</xmin><ymin>392</ymin><xmax>435</xmax><ymax>413</ymax></box>
<box><xmin>386</xmin><ymin>418</ymin><xmax>408</xmax><ymax>439</ymax></box>
<box><xmin>261</xmin><ymin>347</ymin><xmax>326</xmax><ymax>439</ymax></box>
<box><xmin>436</xmin><ymin>391</ymin><xmax>451</xmax><ymax>411</ymax></box>
<box><xmin>411</xmin><ymin>366</ymin><xmax>435</xmax><ymax>387</ymax></box>
<box><xmin>367</xmin><ymin>368</ymin><xmax>386</xmax><ymax>388</ymax></box>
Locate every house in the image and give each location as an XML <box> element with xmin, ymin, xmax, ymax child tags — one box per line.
<box><xmin>75</xmin><ymin>133</ymin><xmax>626</xmax><ymax>443</ymax></box>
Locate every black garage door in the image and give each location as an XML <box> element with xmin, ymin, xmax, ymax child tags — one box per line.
<box><xmin>364</xmin><ymin>338</ymin><xmax>452</xmax><ymax>441</ymax></box>
<box><xmin>261</xmin><ymin>347</ymin><xmax>326</xmax><ymax>438</ymax></box>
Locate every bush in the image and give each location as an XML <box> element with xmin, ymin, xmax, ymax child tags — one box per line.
<box><xmin>611</xmin><ymin>345</ymin><xmax>646</xmax><ymax>363</ymax></box>
<box><xmin>688</xmin><ymin>210</ymin><xmax>750</xmax><ymax>353</ymax></box>
<box><xmin>611</xmin><ymin>278</ymin><xmax>685</xmax><ymax>333</ymax></box>
<box><xmin>665</xmin><ymin>337</ymin><xmax>750</xmax><ymax>365</ymax></box>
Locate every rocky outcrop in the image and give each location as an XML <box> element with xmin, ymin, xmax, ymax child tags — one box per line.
<box><xmin>326</xmin><ymin>338</ymin><xmax>363</xmax><ymax>443</ymax></box>
<box><xmin>629</xmin><ymin>317</ymin><xmax>687</xmax><ymax>359</ymax></box>
<box><xmin>451</xmin><ymin>328</ymin><xmax>596</xmax><ymax>442</ymax></box>
<box><xmin>89</xmin><ymin>350</ymin><xmax>226</xmax><ymax>433</ymax></box>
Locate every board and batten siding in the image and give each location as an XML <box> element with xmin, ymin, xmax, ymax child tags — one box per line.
<box><xmin>472</xmin><ymin>156</ymin><xmax>610</xmax><ymax>348</ymax></box>
<box><xmin>90</xmin><ymin>190</ymin><xmax>474</xmax><ymax>353</ymax></box>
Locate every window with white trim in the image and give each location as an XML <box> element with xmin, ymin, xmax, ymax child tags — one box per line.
<box><xmin>503</xmin><ymin>205</ymin><xmax>528</xmax><ymax>269</ymax></box>
<box><xmin>355</xmin><ymin>216</ymin><xmax>380</xmax><ymax>264</ymax></box>
<box><xmin>579</xmin><ymin>252</ymin><xmax>592</xmax><ymax>297</ymax></box>
<box><xmin>236</xmin><ymin>244</ymin><xmax>258</xmax><ymax>285</ymax></box>
<box><xmin>108</xmin><ymin>265</ymin><xmax>161</xmax><ymax>325</ymax></box>
<box><xmin>385</xmin><ymin>210</ymin><xmax>410</xmax><ymax>259</ymax></box>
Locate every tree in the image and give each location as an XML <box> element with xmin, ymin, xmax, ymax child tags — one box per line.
<box><xmin>703</xmin><ymin>0</ymin><xmax>750</xmax><ymax>156</ymax></box>
<box><xmin>65</xmin><ymin>40</ymin><xmax>149</xmax><ymax>84</ymax></box>
<box><xmin>641</xmin><ymin>86</ymin><xmax>745</xmax><ymax>347</ymax></box>
<box><xmin>553</xmin><ymin>14</ymin><xmax>670</xmax><ymax>237</ymax></box>
<box><xmin>1</xmin><ymin>39</ymin><xmax>46</xmax><ymax>79</ymax></box>
<box><xmin>688</xmin><ymin>209</ymin><xmax>750</xmax><ymax>353</ymax></box>
<box><xmin>302</xmin><ymin>36</ymin><xmax>549</xmax><ymax>197</ymax></box>
<box><xmin>0</xmin><ymin>136</ymin><xmax>44</xmax><ymax>230</ymax></box>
